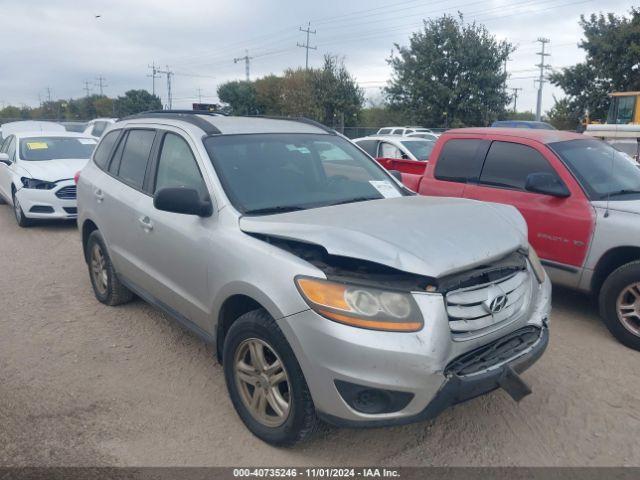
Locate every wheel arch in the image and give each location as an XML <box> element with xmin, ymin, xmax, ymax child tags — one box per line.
<box><xmin>81</xmin><ymin>219</ymin><xmax>99</xmax><ymax>263</ymax></box>
<box><xmin>591</xmin><ymin>246</ymin><xmax>640</xmax><ymax>295</ymax></box>
<box><xmin>216</xmin><ymin>294</ymin><xmax>267</xmax><ymax>363</ymax></box>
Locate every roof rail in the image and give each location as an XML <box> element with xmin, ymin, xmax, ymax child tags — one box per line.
<box><xmin>243</xmin><ymin>115</ymin><xmax>335</xmax><ymax>134</ymax></box>
<box><xmin>120</xmin><ymin>110</ymin><xmax>223</xmax><ymax>134</ymax></box>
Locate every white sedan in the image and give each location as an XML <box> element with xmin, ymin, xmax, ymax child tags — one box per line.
<box><xmin>0</xmin><ymin>131</ymin><xmax>97</xmax><ymax>226</ymax></box>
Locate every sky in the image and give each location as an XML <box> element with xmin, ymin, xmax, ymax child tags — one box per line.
<box><xmin>0</xmin><ymin>0</ymin><xmax>633</xmax><ymax>120</ymax></box>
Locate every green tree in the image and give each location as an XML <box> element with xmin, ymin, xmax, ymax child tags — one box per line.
<box><xmin>546</xmin><ymin>97</ymin><xmax>578</xmax><ymax>130</ymax></box>
<box><xmin>217</xmin><ymin>81</ymin><xmax>258</xmax><ymax>115</ymax></box>
<box><xmin>254</xmin><ymin>75</ymin><xmax>284</xmax><ymax>115</ymax></box>
<box><xmin>385</xmin><ymin>14</ymin><xmax>513</xmax><ymax>127</ymax></box>
<box><xmin>550</xmin><ymin>8</ymin><xmax>640</xmax><ymax>122</ymax></box>
<box><xmin>113</xmin><ymin>90</ymin><xmax>161</xmax><ymax>117</ymax></box>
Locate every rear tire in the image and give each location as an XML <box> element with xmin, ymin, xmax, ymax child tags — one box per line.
<box><xmin>223</xmin><ymin>309</ymin><xmax>319</xmax><ymax>446</ymax></box>
<box><xmin>12</xmin><ymin>190</ymin><xmax>32</xmax><ymax>228</ymax></box>
<box><xmin>86</xmin><ymin>230</ymin><xmax>134</xmax><ymax>306</ymax></box>
<box><xmin>599</xmin><ymin>261</ymin><xmax>640</xmax><ymax>351</ymax></box>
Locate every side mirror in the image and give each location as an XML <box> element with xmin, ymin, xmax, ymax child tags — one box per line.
<box><xmin>153</xmin><ymin>187</ymin><xmax>213</xmax><ymax>217</ymax></box>
<box><xmin>525</xmin><ymin>173</ymin><xmax>570</xmax><ymax>198</ymax></box>
<box><xmin>0</xmin><ymin>153</ymin><xmax>11</xmax><ymax>165</ymax></box>
<box><xmin>388</xmin><ymin>170</ymin><xmax>402</xmax><ymax>181</ymax></box>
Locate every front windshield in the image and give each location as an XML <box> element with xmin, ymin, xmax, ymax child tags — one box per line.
<box><xmin>19</xmin><ymin>137</ymin><xmax>97</xmax><ymax>161</ymax></box>
<box><xmin>400</xmin><ymin>140</ymin><xmax>434</xmax><ymax>161</ymax></box>
<box><xmin>550</xmin><ymin>138</ymin><xmax>640</xmax><ymax>200</ymax></box>
<box><xmin>204</xmin><ymin>133</ymin><xmax>404</xmax><ymax>214</ymax></box>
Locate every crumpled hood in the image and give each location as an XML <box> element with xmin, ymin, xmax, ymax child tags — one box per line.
<box><xmin>240</xmin><ymin>196</ymin><xmax>528</xmax><ymax>278</ymax></box>
<box><xmin>20</xmin><ymin>158</ymin><xmax>89</xmax><ymax>182</ymax></box>
<box><xmin>592</xmin><ymin>199</ymin><xmax>640</xmax><ymax>216</ymax></box>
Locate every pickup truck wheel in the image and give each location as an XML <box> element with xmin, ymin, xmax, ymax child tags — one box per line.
<box><xmin>86</xmin><ymin>230</ymin><xmax>134</xmax><ymax>306</ymax></box>
<box><xmin>599</xmin><ymin>261</ymin><xmax>640</xmax><ymax>351</ymax></box>
<box><xmin>223</xmin><ymin>309</ymin><xmax>319</xmax><ymax>446</ymax></box>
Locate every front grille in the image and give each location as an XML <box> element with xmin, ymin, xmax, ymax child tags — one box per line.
<box><xmin>445</xmin><ymin>326</ymin><xmax>542</xmax><ymax>376</ymax></box>
<box><xmin>55</xmin><ymin>186</ymin><xmax>76</xmax><ymax>199</ymax></box>
<box><xmin>445</xmin><ymin>270</ymin><xmax>530</xmax><ymax>335</ymax></box>
<box><xmin>63</xmin><ymin>207</ymin><xmax>77</xmax><ymax>214</ymax></box>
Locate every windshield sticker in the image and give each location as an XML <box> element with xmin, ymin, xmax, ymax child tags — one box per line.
<box><xmin>369</xmin><ymin>180</ymin><xmax>402</xmax><ymax>198</ymax></box>
<box><xmin>26</xmin><ymin>142</ymin><xmax>49</xmax><ymax>150</ymax></box>
<box><xmin>78</xmin><ymin>138</ymin><xmax>97</xmax><ymax>145</ymax></box>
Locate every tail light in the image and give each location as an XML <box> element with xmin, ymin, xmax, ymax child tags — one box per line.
<box><xmin>74</xmin><ymin>171</ymin><xmax>81</xmax><ymax>184</ymax></box>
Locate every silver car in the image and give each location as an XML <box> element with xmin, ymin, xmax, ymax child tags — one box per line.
<box><xmin>77</xmin><ymin>112</ymin><xmax>551</xmax><ymax>445</ymax></box>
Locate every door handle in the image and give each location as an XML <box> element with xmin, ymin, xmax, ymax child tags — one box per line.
<box><xmin>138</xmin><ymin>216</ymin><xmax>154</xmax><ymax>232</ymax></box>
<box><xmin>94</xmin><ymin>189</ymin><xmax>104</xmax><ymax>203</ymax></box>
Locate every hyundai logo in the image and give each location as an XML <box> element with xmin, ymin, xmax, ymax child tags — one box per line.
<box><xmin>486</xmin><ymin>293</ymin><xmax>509</xmax><ymax>314</ymax></box>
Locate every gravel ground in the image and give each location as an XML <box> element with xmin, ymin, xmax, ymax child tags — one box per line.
<box><xmin>0</xmin><ymin>206</ymin><xmax>639</xmax><ymax>467</ymax></box>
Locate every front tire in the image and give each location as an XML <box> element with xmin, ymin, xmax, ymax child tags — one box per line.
<box><xmin>86</xmin><ymin>230</ymin><xmax>134</xmax><ymax>306</ymax></box>
<box><xmin>12</xmin><ymin>190</ymin><xmax>32</xmax><ymax>227</ymax></box>
<box><xmin>599</xmin><ymin>261</ymin><xmax>640</xmax><ymax>351</ymax></box>
<box><xmin>223</xmin><ymin>309</ymin><xmax>319</xmax><ymax>446</ymax></box>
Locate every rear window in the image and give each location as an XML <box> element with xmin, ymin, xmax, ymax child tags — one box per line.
<box><xmin>116</xmin><ymin>130</ymin><xmax>156</xmax><ymax>189</ymax></box>
<box><xmin>19</xmin><ymin>137</ymin><xmax>97</xmax><ymax>161</ymax></box>
<box><xmin>355</xmin><ymin>139</ymin><xmax>378</xmax><ymax>157</ymax></box>
<box><xmin>479</xmin><ymin>141</ymin><xmax>556</xmax><ymax>190</ymax></box>
<box><xmin>93</xmin><ymin>130</ymin><xmax>120</xmax><ymax>169</ymax></box>
<box><xmin>434</xmin><ymin>139</ymin><xmax>487</xmax><ymax>182</ymax></box>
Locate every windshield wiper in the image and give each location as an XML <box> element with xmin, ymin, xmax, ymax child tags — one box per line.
<box><xmin>328</xmin><ymin>196</ymin><xmax>380</xmax><ymax>207</ymax></box>
<box><xmin>603</xmin><ymin>189</ymin><xmax>640</xmax><ymax>198</ymax></box>
<box><xmin>243</xmin><ymin>205</ymin><xmax>308</xmax><ymax>215</ymax></box>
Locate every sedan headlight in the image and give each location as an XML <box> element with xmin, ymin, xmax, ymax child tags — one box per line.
<box><xmin>295</xmin><ymin>276</ymin><xmax>423</xmax><ymax>332</ymax></box>
<box><xmin>527</xmin><ymin>246</ymin><xmax>546</xmax><ymax>283</ymax></box>
<box><xmin>21</xmin><ymin>177</ymin><xmax>56</xmax><ymax>190</ymax></box>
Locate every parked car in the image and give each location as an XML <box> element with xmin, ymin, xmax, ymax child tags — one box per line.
<box><xmin>386</xmin><ymin>127</ymin><xmax>640</xmax><ymax>350</ymax></box>
<box><xmin>353</xmin><ymin>135</ymin><xmax>435</xmax><ymax>175</ymax></box>
<box><xmin>61</xmin><ymin>121</ymin><xmax>88</xmax><ymax>133</ymax></box>
<box><xmin>77</xmin><ymin>112</ymin><xmax>550</xmax><ymax>445</ymax></box>
<box><xmin>491</xmin><ymin>120</ymin><xmax>556</xmax><ymax>130</ymax></box>
<box><xmin>0</xmin><ymin>131</ymin><xmax>97</xmax><ymax>226</ymax></box>
<box><xmin>83</xmin><ymin>118</ymin><xmax>117</xmax><ymax>138</ymax></box>
<box><xmin>0</xmin><ymin>120</ymin><xmax>65</xmax><ymax>144</ymax></box>
<box><xmin>376</xmin><ymin>126</ymin><xmax>434</xmax><ymax>136</ymax></box>
<box><xmin>407</xmin><ymin>131</ymin><xmax>440</xmax><ymax>141</ymax></box>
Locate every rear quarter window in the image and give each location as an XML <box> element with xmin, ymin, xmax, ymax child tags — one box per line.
<box><xmin>355</xmin><ymin>139</ymin><xmax>379</xmax><ymax>157</ymax></box>
<box><xmin>93</xmin><ymin>130</ymin><xmax>120</xmax><ymax>169</ymax></box>
<box><xmin>434</xmin><ymin>139</ymin><xmax>487</xmax><ymax>182</ymax></box>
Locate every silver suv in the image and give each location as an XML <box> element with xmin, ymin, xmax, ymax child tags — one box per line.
<box><xmin>77</xmin><ymin>111</ymin><xmax>551</xmax><ymax>445</ymax></box>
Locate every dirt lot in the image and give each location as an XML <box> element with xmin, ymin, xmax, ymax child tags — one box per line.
<box><xmin>0</xmin><ymin>206</ymin><xmax>639</xmax><ymax>467</ymax></box>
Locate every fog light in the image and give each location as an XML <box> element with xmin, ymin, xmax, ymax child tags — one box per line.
<box><xmin>335</xmin><ymin>380</ymin><xmax>414</xmax><ymax>414</ymax></box>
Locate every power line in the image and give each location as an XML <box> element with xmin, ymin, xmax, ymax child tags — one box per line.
<box><xmin>147</xmin><ymin>62</ymin><xmax>160</xmax><ymax>96</ymax></box>
<box><xmin>233</xmin><ymin>49</ymin><xmax>253</xmax><ymax>81</ymax></box>
<box><xmin>297</xmin><ymin>22</ymin><xmax>317</xmax><ymax>70</ymax></box>
<box><xmin>156</xmin><ymin>66</ymin><xmax>174</xmax><ymax>109</ymax></box>
<box><xmin>535</xmin><ymin>37</ymin><xmax>551</xmax><ymax>121</ymax></box>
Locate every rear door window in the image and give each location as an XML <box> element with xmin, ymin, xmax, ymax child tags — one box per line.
<box><xmin>116</xmin><ymin>129</ymin><xmax>156</xmax><ymax>189</ymax></box>
<box><xmin>434</xmin><ymin>139</ymin><xmax>487</xmax><ymax>182</ymax></box>
<box><xmin>479</xmin><ymin>141</ymin><xmax>556</xmax><ymax>190</ymax></box>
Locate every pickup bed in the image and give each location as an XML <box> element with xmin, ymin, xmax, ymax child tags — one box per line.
<box><xmin>381</xmin><ymin>127</ymin><xmax>640</xmax><ymax>351</ymax></box>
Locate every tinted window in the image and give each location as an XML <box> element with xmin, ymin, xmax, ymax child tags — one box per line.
<box><xmin>155</xmin><ymin>133</ymin><xmax>207</xmax><ymax>197</ymax></box>
<box><xmin>480</xmin><ymin>141</ymin><xmax>555</xmax><ymax>190</ymax></box>
<box><xmin>378</xmin><ymin>128</ymin><xmax>392</xmax><ymax>135</ymax></box>
<box><xmin>392</xmin><ymin>128</ymin><xmax>404</xmax><ymax>135</ymax></box>
<box><xmin>204</xmin><ymin>133</ymin><xmax>403</xmax><ymax>214</ymax></box>
<box><xmin>93</xmin><ymin>130</ymin><xmax>120</xmax><ymax>169</ymax></box>
<box><xmin>91</xmin><ymin>121</ymin><xmax>108</xmax><ymax>137</ymax></box>
<box><xmin>19</xmin><ymin>137</ymin><xmax>97</xmax><ymax>161</ymax></box>
<box><xmin>355</xmin><ymin>139</ymin><xmax>378</xmax><ymax>157</ymax></box>
<box><xmin>434</xmin><ymin>139</ymin><xmax>486</xmax><ymax>182</ymax></box>
<box><xmin>117</xmin><ymin>130</ymin><xmax>155</xmax><ymax>188</ymax></box>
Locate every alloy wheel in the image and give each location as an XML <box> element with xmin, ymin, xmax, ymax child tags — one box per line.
<box><xmin>90</xmin><ymin>243</ymin><xmax>108</xmax><ymax>296</ymax></box>
<box><xmin>234</xmin><ymin>338</ymin><xmax>291</xmax><ymax>427</ymax></box>
<box><xmin>616</xmin><ymin>282</ymin><xmax>640</xmax><ymax>337</ymax></box>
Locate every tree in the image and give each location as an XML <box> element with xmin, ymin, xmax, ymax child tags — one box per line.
<box><xmin>385</xmin><ymin>14</ymin><xmax>513</xmax><ymax>127</ymax></box>
<box><xmin>254</xmin><ymin>75</ymin><xmax>284</xmax><ymax>115</ymax></box>
<box><xmin>113</xmin><ymin>90</ymin><xmax>161</xmax><ymax>117</ymax></box>
<box><xmin>217</xmin><ymin>81</ymin><xmax>258</xmax><ymax>115</ymax></box>
<box><xmin>550</xmin><ymin>8</ymin><xmax>640</xmax><ymax>122</ymax></box>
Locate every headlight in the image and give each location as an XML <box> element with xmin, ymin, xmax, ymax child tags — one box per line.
<box><xmin>295</xmin><ymin>276</ymin><xmax>424</xmax><ymax>332</ymax></box>
<box><xmin>527</xmin><ymin>246</ymin><xmax>546</xmax><ymax>283</ymax></box>
<box><xmin>21</xmin><ymin>177</ymin><xmax>56</xmax><ymax>190</ymax></box>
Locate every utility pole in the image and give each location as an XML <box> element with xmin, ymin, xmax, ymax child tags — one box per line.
<box><xmin>511</xmin><ymin>87</ymin><xmax>523</xmax><ymax>112</ymax></box>
<box><xmin>147</xmin><ymin>62</ymin><xmax>160</xmax><ymax>96</ymax></box>
<box><xmin>45</xmin><ymin>87</ymin><xmax>52</xmax><ymax>103</ymax></box>
<box><xmin>83</xmin><ymin>80</ymin><xmax>92</xmax><ymax>97</ymax></box>
<box><xmin>297</xmin><ymin>22</ymin><xmax>317</xmax><ymax>69</ymax></box>
<box><xmin>233</xmin><ymin>50</ymin><xmax>253</xmax><ymax>81</ymax></box>
<box><xmin>96</xmin><ymin>75</ymin><xmax>107</xmax><ymax>96</ymax></box>
<box><xmin>197</xmin><ymin>87</ymin><xmax>203</xmax><ymax>103</ymax></box>
<box><xmin>157</xmin><ymin>65</ymin><xmax>174</xmax><ymax>109</ymax></box>
<box><xmin>535</xmin><ymin>38</ymin><xmax>550</xmax><ymax>121</ymax></box>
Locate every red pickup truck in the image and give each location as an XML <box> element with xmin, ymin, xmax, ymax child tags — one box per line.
<box><xmin>384</xmin><ymin>127</ymin><xmax>640</xmax><ymax>350</ymax></box>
